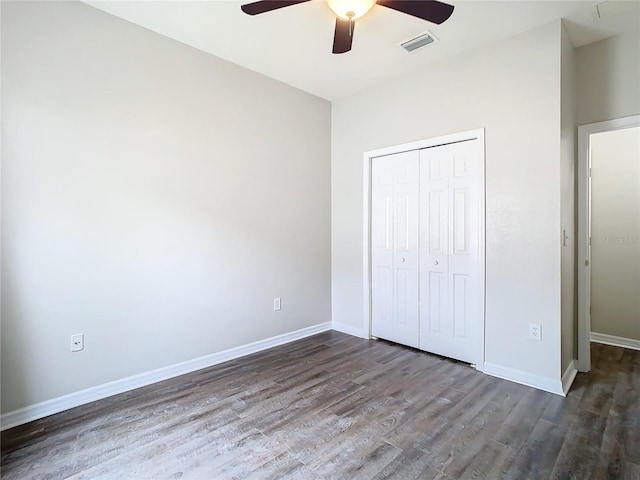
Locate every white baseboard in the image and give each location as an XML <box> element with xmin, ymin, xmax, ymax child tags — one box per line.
<box><xmin>0</xmin><ymin>322</ymin><xmax>331</xmax><ymax>431</ymax></box>
<box><xmin>332</xmin><ymin>321</ymin><xmax>369</xmax><ymax>339</ymax></box>
<box><xmin>590</xmin><ymin>332</ymin><xmax>640</xmax><ymax>351</ymax></box>
<box><xmin>483</xmin><ymin>362</ymin><xmax>565</xmax><ymax>396</ymax></box>
<box><xmin>561</xmin><ymin>359</ymin><xmax>578</xmax><ymax>395</ymax></box>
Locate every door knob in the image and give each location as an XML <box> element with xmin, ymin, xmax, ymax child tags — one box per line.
<box><xmin>401</xmin><ymin>258</ymin><xmax>406</xmax><ymax>263</ymax></box>
<box><xmin>434</xmin><ymin>260</ymin><xmax>439</xmax><ymax>265</ymax></box>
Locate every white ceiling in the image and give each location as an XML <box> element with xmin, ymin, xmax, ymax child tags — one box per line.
<box><xmin>84</xmin><ymin>0</ymin><xmax>640</xmax><ymax>100</ymax></box>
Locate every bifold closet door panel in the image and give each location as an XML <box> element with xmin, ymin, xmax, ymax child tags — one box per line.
<box><xmin>371</xmin><ymin>151</ymin><xmax>419</xmax><ymax>348</ymax></box>
<box><xmin>419</xmin><ymin>140</ymin><xmax>482</xmax><ymax>365</ymax></box>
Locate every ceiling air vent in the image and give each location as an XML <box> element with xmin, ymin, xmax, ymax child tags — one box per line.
<box><xmin>401</xmin><ymin>31</ymin><xmax>438</xmax><ymax>52</ymax></box>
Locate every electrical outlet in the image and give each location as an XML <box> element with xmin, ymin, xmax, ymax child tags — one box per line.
<box><xmin>70</xmin><ymin>333</ymin><xmax>84</xmax><ymax>352</ymax></box>
<box><xmin>528</xmin><ymin>324</ymin><xmax>542</xmax><ymax>341</ymax></box>
<box><xmin>273</xmin><ymin>298</ymin><xmax>281</xmax><ymax>311</ymax></box>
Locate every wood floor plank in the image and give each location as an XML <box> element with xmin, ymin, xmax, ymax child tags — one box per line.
<box><xmin>311</xmin><ymin>438</ymin><xmax>402</xmax><ymax>480</ymax></box>
<box><xmin>493</xmin><ymin>388</ymin><xmax>551</xmax><ymax>450</ymax></box>
<box><xmin>2</xmin><ymin>334</ymin><xmax>638</xmax><ymax>479</ymax></box>
<box><xmin>384</xmin><ymin>411</ymin><xmax>459</xmax><ymax>454</ymax></box>
<box><xmin>541</xmin><ymin>391</ymin><xmax>580</xmax><ymax>427</ymax></box>
<box><xmin>549</xmin><ymin>409</ymin><xmax>608</xmax><ymax>479</ymax></box>
<box><xmin>439</xmin><ymin>375</ymin><xmax>500</xmax><ymax>425</ymax></box>
<box><xmin>242</xmin><ymin>451</ymin><xmax>322</xmax><ymax>480</ymax></box>
<box><xmin>430</xmin><ymin>400</ymin><xmax>513</xmax><ymax>475</ymax></box>
<box><xmin>566</xmin><ymin>371</ymin><xmax>590</xmax><ymax>400</ymax></box>
<box><xmin>578</xmin><ymin>371</ymin><xmax>617</xmax><ymax>416</ymax></box>
<box><xmin>267</xmin><ymin>410</ymin><xmax>356</xmax><ymax>463</ymax></box>
<box><xmin>405</xmin><ymin>386</ymin><xmax>469</xmax><ymax>422</ymax></box>
<box><xmin>294</xmin><ymin>418</ymin><xmax>383</xmax><ymax>473</ymax></box>
<box><xmin>455</xmin><ymin>439</ymin><xmax>512</xmax><ymax>480</ymax></box>
<box><xmin>592</xmin><ymin>411</ymin><xmax>639</xmax><ymax>479</ymax></box>
<box><xmin>500</xmin><ymin>418</ymin><xmax>567</xmax><ymax>480</ymax></box>
<box><xmin>371</xmin><ymin>446</ymin><xmax>443</xmax><ymax>480</ymax></box>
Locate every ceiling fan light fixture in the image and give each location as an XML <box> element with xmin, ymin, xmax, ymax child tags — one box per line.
<box><xmin>327</xmin><ymin>0</ymin><xmax>376</xmax><ymax>20</ymax></box>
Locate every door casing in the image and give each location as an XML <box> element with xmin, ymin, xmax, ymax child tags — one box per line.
<box><xmin>577</xmin><ymin>115</ymin><xmax>640</xmax><ymax>372</ymax></box>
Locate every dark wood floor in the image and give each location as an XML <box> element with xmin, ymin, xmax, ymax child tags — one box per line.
<box><xmin>1</xmin><ymin>332</ymin><xmax>639</xmax><ymax>479</ymax></box>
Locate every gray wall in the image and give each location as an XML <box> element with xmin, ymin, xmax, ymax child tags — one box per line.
<box><xmin>332</xmin><ymin>21</ymin><xmax>565</xmax><ymax>386</ymax></box>
<box><xmin>590</xmin><ymin>127</ymin><xmax>640</xmax><ymax>341</ymax></box>
<box><xmin>575</xmin><ymin>15</ymin><xmax>640</xmax><ymax>125</ymax></box>
<box><xmin>1</xmin><ymin>1</ymin><xmax>331</xmax><ymax>413</ymax></box>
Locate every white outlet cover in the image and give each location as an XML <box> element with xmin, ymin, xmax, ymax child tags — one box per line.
<box><xmin>528</xmin><ymin>324</ymin><xmax>542</xmax><ymax>341</ymax></box>
<box><xmin>70</xmin><ymin>333</ymin><xmax>84</xmax><ymax>352</ymax></box>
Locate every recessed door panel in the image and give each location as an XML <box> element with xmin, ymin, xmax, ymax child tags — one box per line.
<box><xmin>453</xmin><ymin>153</ymin><xmax>469</xmax><ymax>178</ymax></box>
<box><xmin>396</xmin><ymin>193</ymin><xmax>410</xmax><ymax>252</ymax></box>
<box><xmin>428</xmin><ymin>271</ymin><xmax>446</xmax><ymax>333</ymax></box>
<box><xmin>429</xmin><ymin>190</ymin><xmax>447</xmax><ymax>254</ymax></box>
<box><xmin>376</xmin><ymin>195</ymin><xmax>392</xmax><ymax>251</ymax></box>
<box><xmin>453</xmin><ymin>188</ymin><xmax>468</xmax><ymax>255</ymax></box>
<box><xmin>396</xmin><ymin>268</ymin><xmax>410</xmax><ymax>325</ymax></box>
<box><xmin>375</xmin><ymin>266</ymin><xmax>392</xmax><ymax>320</ymax></box>
<box><xmin>397</xmin><ymin>163</ymin><xmax>411</xmax><ymax>184</ymax></box>
<box><xmin>453</xmin><ymin>273</ymin><xmax>468</xmax><ymax>338</ymax></box>
<box><xmin>429</xmin><ymin>156</ymin><xmax>445</xmax><ymax>181</ymax></box>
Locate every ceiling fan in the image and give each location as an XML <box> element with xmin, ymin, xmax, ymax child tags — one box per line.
<box><xmin>240</xmin><ymin>0</ymin><xmax>455</xmax><ymax>54</ymax></box>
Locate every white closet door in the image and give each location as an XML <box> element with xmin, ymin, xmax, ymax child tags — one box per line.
<box><xmin>419</xmin><ymin>140</ymin><xmax>483</xmax><ymax>365</ymax></box>
<box><xmin>371</xmin><ymin>151</ymin><xmax>419</xmax><ymax>348</ymax></box>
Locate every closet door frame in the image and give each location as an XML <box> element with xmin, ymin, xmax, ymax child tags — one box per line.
<box><xmin>362</xmin><ymin>128</ymin><xmax>486</xmax><ymax>370</ymax></box>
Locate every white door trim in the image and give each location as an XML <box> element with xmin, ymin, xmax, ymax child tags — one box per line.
<box><xmin>577</xmin><ymin>115</ymin><xmax>640</xmax><ymax>372</ymax></box>
<box><xmin>362</xmin><ymin>128</ymin><xmax>486</xmax><ymax>369</ymax></box>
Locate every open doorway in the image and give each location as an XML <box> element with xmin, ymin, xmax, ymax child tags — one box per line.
<box><xmin>577</xmin><ymin>115</ymin><xmax>640</xmax><ymax>372</ymax></box>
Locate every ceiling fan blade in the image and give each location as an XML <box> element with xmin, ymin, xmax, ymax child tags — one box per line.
<box><xmin>241</xmin><ymin>0</ymin><xmax>312</xmax><ymax>16</ymax></box>
<box><xmin>377</xmin><ymin>0</ymin><xmax>454</xmax><ymax>24</ymax></box>
<box><xmin>332</xmin><ymin>18</ymin><xmax>353</xmax><ymax>54</ymax></box>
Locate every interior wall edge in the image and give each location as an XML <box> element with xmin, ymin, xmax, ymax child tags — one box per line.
<box><xmin>0</xmin><ymin>322</ymin><xmax>332</xmax><ymax>431</ymax></box>
<box><xmin>561</xmin><ymin>359</ymin><xmax>578</xmax><ymax>395</ymax></box>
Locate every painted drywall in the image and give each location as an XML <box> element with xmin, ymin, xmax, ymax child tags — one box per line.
<box><xmin>1</xmin><ymin>1</ymin><xmax>331</xmax><ymax>413</ymax></box>
<box><xmin>590</xmin><ymin>127</ymin><xmax>640</xmax><ymax>341</ymax></box>
<box><xmin>560</xmin><ymin>23</ymin><xmax>577</xmax><ymax>373</ymax></box>
<box><xmin>575</xmin><ymin>12</ymin><xmax>640</xmax><ymax>125</ymax></box>
<box><xmin>332</xmin><ymin>22</ymin><xmax>564</xmax><ymax>385</ymax></box>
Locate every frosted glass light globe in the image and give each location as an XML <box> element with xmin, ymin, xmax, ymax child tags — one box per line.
<box><xmin>327</xmin><ymin>0</ymin><xmax>376</xmax><ymax>20</ymax></box>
